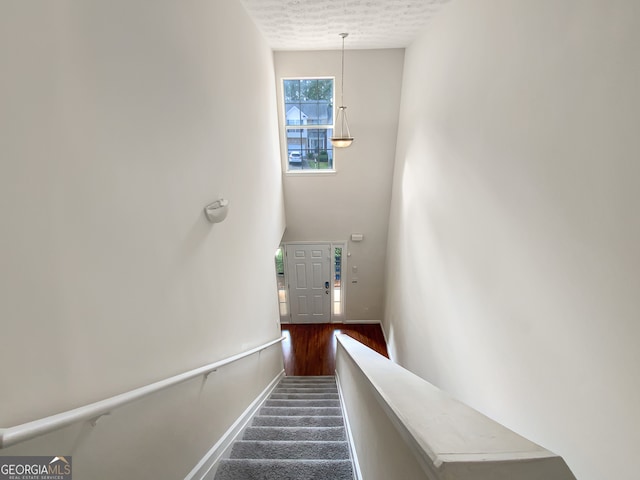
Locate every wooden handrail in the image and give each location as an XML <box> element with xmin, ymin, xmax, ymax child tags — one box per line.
<box><xmin>0</xmin><ymin>336</ymin><xmax>285</xmax><ymax>449</ymax></box>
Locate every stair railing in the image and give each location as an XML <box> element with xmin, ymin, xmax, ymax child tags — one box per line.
<box><xmin>335</xmin><ymin>333</ymin><xmax>576</xmax><ymax>480</ymax></box>
<box><xmin>0</xmin><ymin>336</ymin><xmax>285</xmax><ymax>449</ymax></box>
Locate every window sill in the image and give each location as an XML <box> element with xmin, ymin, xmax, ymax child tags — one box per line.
<box><xmin>285</xmin><ymin>169</ymin><xmax>337</xmax><ymax>176</ymax></box>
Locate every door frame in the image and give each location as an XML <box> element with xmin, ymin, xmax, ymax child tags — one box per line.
<box><xmin>281</xmin><ymin>241</ymin><xmax>347</xmax><ymax>324</ymax></box>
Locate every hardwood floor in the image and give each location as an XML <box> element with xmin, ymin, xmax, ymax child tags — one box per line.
<box><xmin>281</xmin><ymin>323</ymin><xmax>389</xmax><ymax>376</ymax></box>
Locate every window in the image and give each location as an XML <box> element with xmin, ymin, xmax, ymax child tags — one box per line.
<box><xmin>274</xmin><ymin>248</ymin><xmax>288</xmax><ymax>318</ymax></box>
<box><xmin>283</xmin><ymin>78</ymin><xmax>334</xmax><ymax>172</ymax></box>
<box><xmin>333</xmin><ymin>246</ymin><xmax>343</xmax><ymax>316</ymax></box>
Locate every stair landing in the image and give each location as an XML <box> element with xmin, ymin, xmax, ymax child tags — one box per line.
<box><xmin>282</xmin><ymin>323</ymin><xmax>388</xmax><ymax>376</ymax></box>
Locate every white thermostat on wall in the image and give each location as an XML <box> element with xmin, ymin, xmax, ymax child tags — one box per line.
<box><xmin>351</xmin><ymin>233</ymin><xmax>364</xmax><ymax>242</ymax></box>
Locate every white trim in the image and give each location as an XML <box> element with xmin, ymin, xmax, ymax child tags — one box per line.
<box><xmin>378</xmin><ymin>320</ymin><xmax>389</xmax><ymax>343</ymax></box>
<box><xmin>0</xmin><ymin>337</ymin><xmax>286</xmax><ymax>449</ymax></box>
<box><xmin>284</xmin><ymin>170</ymin><xmax>337</xmax><ymax>177</ymax></box>
<box><xmin>335</xmin><ymin>370</ymin><xmax>363</xmax><ymax>480</ymax></box>
<box><xmin>184</xmin><ymin>370</ymin><xmax>285</xmax><ymax>480</ymax></box>
<box><xmin>378</xmin><ymin>321</ymin><xmax>393</xmax><ymax>362</ymax></box>
<box><xmin>282</xmin><ymin>240</ymin><xmax>346</xmax><ymax>245</ymax></box>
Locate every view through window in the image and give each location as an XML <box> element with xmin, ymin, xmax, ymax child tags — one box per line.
<box><xmin>275</xmin><ymin>248</ymin><xmax>288</xmax><ymax>317</ymax></box>
<box><xmin>333</xmin><ymin>246</ymin><xmax>342</xmax><ymax>316</ymax></box>
<box><xmin>283</xmin><ymin>78</ymin><xmax>334</xmax><ymax>172</ymax></box>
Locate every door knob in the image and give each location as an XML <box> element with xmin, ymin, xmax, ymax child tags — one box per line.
<box><xmin>324</xmin><ymin>281</ymin><xmax>330</xmax><ymax>289</ymax></box>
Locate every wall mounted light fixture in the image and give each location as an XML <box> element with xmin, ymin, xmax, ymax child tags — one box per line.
<box><xmin>204</xmin><ymin>197</ymin><xmax>229</xmax><ymax>223</ymax></box>
<box><xmin>330</xmin><ymin>33</ymin><xmax>354</xmax><ymax>148</ymax></box>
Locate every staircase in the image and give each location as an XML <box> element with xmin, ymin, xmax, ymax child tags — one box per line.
<box><xmin>213</xmin><ymin>376</ymin><xmax>354</xmax><ymax>480</ymax></box>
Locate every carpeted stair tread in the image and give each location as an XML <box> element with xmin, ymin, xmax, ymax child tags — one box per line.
<box><xmin>230</xmin><ymin>440</ymin><xmax>349</xmax><ymax>459</ymax></box>
<box><xmin>279</xmin><ymin>382</ymin><xmax>336</xmax><ymax>388</ymax></box>
<box><xmin>270</xmin><ymin>392</ymin><xmax>339</xmax><ymax>399</ymax></box>
<box><xmin>243</xmin><ymin>426</ymin><xmax>346</xmax><ymax>441</ymax></box>
<box><xmin>274</xmin><ymin>388</ymin><xmax>338</xmax><ymax>394</ymax></box>
<box><xmin>252</xmin><ymin>415</ymin><xmax>344</xmax><ymax>427</ymax></box>
<box><xmin>215</xmin><ymin>459</ymin><xmax>353</xmax><ymax>480</ymax></box>
<box><xmin>281</xmin><ymin>376</ymin><xmax>335</xmax><ymax>382</ymax></box>
<box><xmin>213</xmin><ymin>375</ymin><xmax>353</xmax><ymax>480</ymax></box>
<box><xmin>276</xmin><ymin>382</ymin><xmax>337</xmax><ymax>386</ymax></box>
<box><xmin>278</xmin><ymin>380</ymin><xmax>336</xmax><ymax>385</ymax></box>
<box><xmin>265</xmin><ymin>399</ymin><xmax>340</xmax><ymax>407</ymax></box>
<box><xmin>260</xmin><ymin>406</ymin><xmax>342</xmax><ymax>416</ymax></box>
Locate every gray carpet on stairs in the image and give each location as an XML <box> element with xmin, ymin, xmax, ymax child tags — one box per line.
<box><xmin>213</xmin><ymin>376</ymin><xmax>354</xmax><ymax>480</ymax></box>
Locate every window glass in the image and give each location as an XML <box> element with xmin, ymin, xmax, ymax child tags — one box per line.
<box><xmin>275</xmin><ymin>248</ymin><xmax>288</xmax><ymax>317</ymax></box>
<box><xmin>333</xmin><ymin>247</ymin><xmax>342</xmax><ymax>316</ymax></box>
<box><xmin>283</xmin><ymin>78</ymin><xmax>335</xmax><ymax>172</ymax></box>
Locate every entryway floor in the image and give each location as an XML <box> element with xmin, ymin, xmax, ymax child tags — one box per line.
<box><xmin>281</xmin><ymin>323</ymin><xmax>389</xmax><ymax>376</ymax></box>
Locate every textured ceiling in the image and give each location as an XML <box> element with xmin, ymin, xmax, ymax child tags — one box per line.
<box><xmin>239</xmin><ymin>0</ymin><xmax>451</xmax><ymax>50</ymax></box>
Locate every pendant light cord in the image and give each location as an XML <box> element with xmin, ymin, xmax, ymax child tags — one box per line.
<box><xmin>340</xmin><ymin>34</ymin><xmax>345</xmax><ymax>106</ymax></box>
<box><xmin>339</xmin><ymin>33</ymin><xmax>347</xmax><ymax>107</ymax></box>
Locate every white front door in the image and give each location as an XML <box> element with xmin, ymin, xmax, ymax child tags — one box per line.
<box><xmin>286</xmin><ymin>243</ymin><xmax>331</xmax><ymax>323</ymax></box>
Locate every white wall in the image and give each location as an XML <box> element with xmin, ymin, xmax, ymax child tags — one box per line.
<box><xmin>0</xmin><ymin>0</ymin><xmax>285</xmax><ymax>477</ymax></box>
<box><xmin>275</xmin><ymin>49</ymin><xmax>404</xmax><ymax>321</ymax></box>
<box><xmin>384</xmin><ymin>1</ymin><xmax>640</xmax><ymax>479</ymax></box>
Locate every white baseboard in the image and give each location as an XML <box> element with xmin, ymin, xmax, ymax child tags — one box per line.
<box><xmin>379</xmin><ymin>322</ymin><xmax>389</xmax><ymax>344</ymax></box>
<box><xmin>341</xmin><ymin>319</ymin><xmax>394</xmax><ymax>362</ymax></box>
<box><xmin>335</xmin><ymin>370</ymin><xmax>363</xmax><ymax>480</ymax></box>
<box><xmin>377</xmin><ymin>321</ymin><xmax>393</xmax><ymax>361</ymax></box>
<box><xmin>184</xmin><ymin>369</ymin><xmax>285</xmax><ymax>480</ymax></box>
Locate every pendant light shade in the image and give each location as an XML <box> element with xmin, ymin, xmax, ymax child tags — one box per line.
<box><xmin>331</xmin><ymin>33</ymin><xmax>354</xmax><ymax>148</ymax></box>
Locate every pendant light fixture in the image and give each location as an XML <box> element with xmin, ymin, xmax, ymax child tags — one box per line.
<box><xmin>331</xmin><ymin>33</ymin><xmax>354</xmax><ymax>148</ymax></box>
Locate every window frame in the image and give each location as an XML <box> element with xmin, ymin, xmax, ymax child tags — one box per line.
<box><xmin>281</xmin><ymin>76</ymin><xmax>337</xmax><ymax>175</ymax></box>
